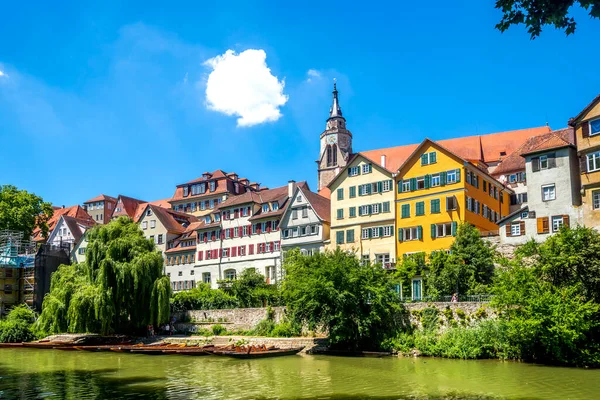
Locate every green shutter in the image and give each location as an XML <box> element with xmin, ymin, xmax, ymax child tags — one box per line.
<box><xmin>416</xmin><ymin>201</ymin><xmax>424</xmax><ymax>216</ymax></box>
<box><xmin>398</xmin><ymin>228</ymin><xmax>404</xmax><ymax>242</ymax></box>
<box><xmin>337</xmin><ymin>188</ymin><xmax>344</xmax><ymax>200</ymax></box>
<box><xmin>349</xmin><ymin>186</ymin><xmax>356</xmax><ymax>198</ymax></box>
<box><xmin>424</xmin><ymin>174</ymin><xmax>431</xmax><ymax>189</ymax></box>
<box><xmin>401</xmin><ymin>204</ymin><xmax>410</xmax><ymax>218</ymax></box>
<box><xmin>377</xmin><ymin>181</ymin><xmax>383</xmax><ymax>193</ymax></box>
<box><xmin>410</xmin><ymin>178</ymin><xmax>417</xmax><ymax>191</ymax></box>
<box><xmin>456</xmin><ymin>168</ymin><xmax>461</xmax><ymax>182</ymax></box>
<box><xmin>366</xmin><ymin>184</ymin><xmax>372</xmax><ymax>195</ymax></box>
<box><xmin>421</xmin><ymin>154</ymin><xmax>428</xmax><ymax>165</ymax></box>
<box><xmin>349</xmin><ymin>207</ymin><xmax>356</xmax><ymax>218</ymax></box>
<box><xmin>367</xmin><ymin>205</ymin><xmax>373</xmax><ymax>215</ymax></box>
<box><xmin>431</xmin><ymin>199</ymin><xmax>440</xmax><ymax>214</ymax></box>
<box><xmin>440</xmin><ymin>171</ymin><xmax>447</xmax><ymax>185</ymax></box>
<box><xmin>452</xmin><ymin>221</ymin><xmax>458</xmax><ymax>237</ymax></box>
<box><xmin>379</xmin><ymin>227</ymin><xmax>384</xmax><ymax>237</ymax></box>
<box><xmin>398</xmin><ymin>180</ymin><xmax>404</xmax><ymax>193</ymax></box>
<box><xmin>431</xmin><ymin>152</ymin><xmax>437</xmax><ymax>163</ymax></box>
<box><xmin>417</xmin><ymin>226</ymin><xmax>423</xmax><ymax>240</ymax></box>
<box><xmin>382</xmin><ymin>201</ymin><xmax>390</xmax><ymax>213</ymax></box>
<box><xmin>431</xmin><ymin>224</ymin><xmax>437</xmax><ymax>239</ymax></box>
<box><xmin>346</xmin><ymin>229</ymin><xmax>354</xmax><ymax>243</ymax></box>
<box><xmin>336</xmin><ymin>231</ymin><xmax>344</xmax><ymax>244</ymax></box>
<box><xmin>368</xmin><ymin>228</ymin><xmax>373</xmax><ymax>239</ymax></box>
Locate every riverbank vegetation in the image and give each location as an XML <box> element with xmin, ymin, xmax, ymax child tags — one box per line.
<box><xmin>0</xmin><ymin>305</ymin><xmax>39</xmax><ymax>343</ymax></box>
<box><xmin>387</xmin><ymin>224</ymin><xmax>600</xmax><ymax>367</ymax></box>
<box><xmin>36</xmin><ymin>217</ymin><xmax>171</xmax><ymax>336</ymax></box>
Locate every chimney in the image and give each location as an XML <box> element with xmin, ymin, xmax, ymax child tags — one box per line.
<box><xmin>288</xmin><ymin>180</ymin><xmax>296</xmax><ymax>198</ymax></box>
<box><xmin>381</xmin><ymin>155</ymin><xmax>387</xmax><ymax>169</ymax></box>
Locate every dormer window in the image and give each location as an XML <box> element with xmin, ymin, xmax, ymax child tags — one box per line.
<box><xmin>215</xmin><ymin>214</ymin><xmax>221</xmax><ymax>221</ymax></box>
<box><xmin>262</xmin><ymin>204</ymin><xmax>269</xmax><ymax>213</ymax></box>
<box><xmin>205</xmin><ymin>216</ymin><xmax>211</xmax><ymax>223</ymax></box>
<box><xmin>272</xmin><ymin>202</ymin><xmax>279</xmax><ymax>211</ymax></box>
<box><xmin>183</xmin><ymin>186</ymin><xmax>189</xmax><ymax>197</ymax></box>
<box><xmin>200</xmin><ymin>183</ymin><xmax>206</xmax><ymax>193</ymax></box>
<box><xmin>209</xmin><ymin>181</ymin><xmax>216</xmax><ymax>192</ymax></box>
<box><xmin>146</xmin><ymin>209</ymin><xmax>153</xmax><ymax>216</ymax></box>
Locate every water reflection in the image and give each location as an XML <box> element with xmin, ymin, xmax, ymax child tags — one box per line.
<box><xmin>0</xmin><ymin>349</ymin><xmax>598</xmax><ymax>399</ymax></box>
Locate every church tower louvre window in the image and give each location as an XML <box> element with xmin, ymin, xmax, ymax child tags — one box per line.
<box><xmin>317</xmin><ymin>82</ymin><xmax>353</xmax><ymax>192</ymax></box>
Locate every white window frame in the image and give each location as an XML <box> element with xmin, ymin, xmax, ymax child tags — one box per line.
<box><xmin>447</xmin><ymin>170</ymin><xmax>457</xmax><ymax>184</ymax></box>
<box><xmin>382</xmin><ymin>180</ymin><xmax>391</xmax><ymax>192</ymax></box>
<box><xmin>552</xmin><ymin>216</ymin><xmax>564</xmax><ymax>232</ymax></box>
<box><xmin>431</xmin><ymin>174</ymin><xmax>440</xmax><ymax>187</ymax></box>
<box><xmin>142</xmin><ymin>221</ymin><xmax>147</xmax><ymax>230</ymax></box>
<box><xmin>361</xmin><ymin>228</ymin><xmax>369</xmax><ymax>240</ymax></box>
<box><xmin>587</xmin><ymin>152</ymin><xmax>600</xmax><ymax>172</ymax></box>
<box><xmin>272</xmin><ymin>202</ymin><xmax>279</xmax><ymax>211</ymax></box>
<box><xmin>403</xmin><ymin>227</ymin><xmax>418</xmax><ymax>241</ymax></box>
<box><xmin>542</xmin><ymin>184</ymin><xmax>556</xmax><ymax>201</ymax></box>
<box><xmin>510</xmin><ymin>223</ymin><xmax>521</xmax><ymax>236</ymax></box>
<box><xmin>402</xmin><ymin>181</ymin><xmax>410</xmax><ymax>192</ymax></box>
<box><xmin>371</xmin><ymin>227</ymin><xmax>380</xmax><ymax>238</ymax></box>
<box><xmin>349</xmin><ymin>166</ymin><xmax>360</xmax><ymax>176</ymax></box>
<box><xmin>593</xmin><ymin>190</ymin><xmax>600</xmax><ymax>210</ymax></box>
<box><xmin>383</xmin><ymin>226</ymin><xmax>392</xmax><ymax>237</ymax></box>
<box><xmin>362</xmin><ymin>163</ymin><xmax>372</xmax><ymax>174</ymax></box>
<box><xmin>436</xmin><ymin>222</ymin><xmax>452</xmax><ymax>238</ymax></box>
<box><xmin>150</xmin><ymin>220</ymin><xmax>156</xmax><ymax>229</ymax></box>
<box><xmin>372</xmin><ymin>203</ymin><xmax>380</xmax><ymax>214</ymax></box>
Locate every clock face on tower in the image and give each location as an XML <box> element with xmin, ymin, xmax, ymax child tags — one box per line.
<box><xmin>326</xmin><ymin>135</ymin><xmax>337</xmax><ymax>145</ymax></box>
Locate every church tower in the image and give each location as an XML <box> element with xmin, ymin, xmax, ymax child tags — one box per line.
<box><xmin>317</xmin><ymin>83</ymin><xmax>353</xmax><ymax>192</ymax></box>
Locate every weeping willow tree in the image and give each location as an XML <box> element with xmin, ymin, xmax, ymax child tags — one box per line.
<box><xmin>37</xmin><ymin>217</ymin><xmax>171</xmax><ymax>335</ymax></box>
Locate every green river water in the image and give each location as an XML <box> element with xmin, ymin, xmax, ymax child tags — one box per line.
<box><xmin>0</xmin><ymin>349</ymin><xmax>599</xmax><ymax>399</ymax></box>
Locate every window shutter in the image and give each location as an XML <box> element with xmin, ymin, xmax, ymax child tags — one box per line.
<box><xmin>219</xmin><ymin>249</ymin><xmax>223</xmax><ymax>258</ymax></box>
<box><xmin>249</xmin><ymin>244</ymin><xmax>254</xmax><ymax>255</ymax></box>
<box><xmin>548</xmin><ymin>153</ymin><xmax>556</xmax><ymax>169</ymax></box>
<box><xmin>520</xmin><ymin>221</ymin><xmax>526</xmax><ymax>234</ymax></box>
<box><xmin>368</xmin><ymin>228</ymin><xmax>373</xmax><ymax>239</ymax></box>
<box><xmin>367</xmin><ymin>205</ymin><xmax>373</xmax><ymax>215</ymax></box>
<box><xmin>532</xmin><ymin>157</ymin><xmax>540</xmax><ymax>172</ymax></box>
<box><xmin>410</xmin><ymin>178</ymin><xmax>417</xmax><ymax>191</ymax></box>
<box><xmin>198</xmin><ymin>251</ymin><xmax>203</xmax><ymax>261</ymax></box>
<box><xmin>388</xmin><ymin>180</ymin><xmax>393</xmax><ymax>190</ymax></box>
<box><xmin>347</xmin><ymin>168</ymin><xmax>352</xmax><ymax>176</ymax></box>
<box><xmin>379</xmin><ymin>227</ymin><xmax>384</xmax><ymax>237</ymax></box>
<box><xmin>270</xmin><ymin>241</ymin><xmax>274</xmax><ymax>252</ymax></box>
<box><xmin>421</xmin><ymin>154</ymin><xmax>428</xmax><ymax>165</ymax></box>
<box><xmin>431</xmin><ymin>224</ymin><xmax>436</xmax><ymax>239</ymax></box>
<box><xmin>431</xmin><ymin>152</ymin><xmax>437</xmax><ymax>163</ymax></box>
<box><xmin>417</xmin><ymin>226</ymin><xmax>423</xmax><ymax>240</ymax></box>
<box><xmin>583</xmin><ymin>121</ymin><xmax>590</xmax><ymax>138</ymax></box>
<box><xmin>580</xmin><ymin>156</ymin><xmax>588</xmax><ymax>173</ymax></box>
<box><xmin>377</xmin><ymin>181</ymin><xmax>383</xmax><ymax>193</ymax></box>
<box><xmin>232</xmin><ymin>247</ymin><xmax>237</xmax><ymax>257</ymax></box>
<box><xmin>563</xmin><ymin>215</ymin><xmax>570</xmax><ymax>227</ymax></box>
<box><xmin>455</xmin><ymin>169</ymin><xmax>461</xmax><ymax>182</ymax></box>
<box><xmin>398</xmin><ymin>228</ymin><xmax>404</xmax><ymax>242</ymax></box>
<box><xmin>398</xmin><ymin>180</ymin><xmax>404</xmax><ymax>193</ymax></box>
<box><xmin>451</xmin><ymin>221</ymin><xmax>458</xmax><ymax>236</ymax></box>
<box><xmin>440</xmin><ymin>171</ymin><xmax>447</xmax><ymax>185</ymax></box>
<box><xmin>424</xmin><ymin>174</ymin><xmax>431</xmax><ymax>189</ymax></box>
<box><xmin>536</xmin><ymin>217</ymin><xmax>544</xmax><ymax>234</ymax></box>
<box><xmin>505</xmin><ymin>224</ymin><xmax>512</xmax><ymax>237</ymax></box>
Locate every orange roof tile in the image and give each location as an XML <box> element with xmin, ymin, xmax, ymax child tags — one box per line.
<box><xmin>301</xmin><ymin>188</ymin><xmax>331</xmax><ymax>223</ymax></box>
<box><xmin>361</xmin><ymin>126</ymin><xmax>552</xmax><ymax>173</ymax></box>
<box><xmin>33</xmin><ymin>205</ymin><xmax>93</xmax><ymax>242</ymax></box>
<box><xmin>111</xmin><ymin>195</ymin><xmax>147</xmax><ymax>219</ymax></box>
<box><xmin>136</xmin><ymin>204</ymin><xmax>198</xmax><ymax>234</ymax></box>
<box><xmin>83</xmin><ymin>194</ymin><xmax>117</xmax><ymax>204</ymax></box>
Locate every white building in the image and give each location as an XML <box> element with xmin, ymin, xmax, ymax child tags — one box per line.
<box><xmin>498</xmin><ymin>128</ymin><xmax>582</xmax><ymax>244</ymax></box>
<box><xmin>46</xmin><ymin>215</ymin><xmax>95</xmax><ymax>254</ymax></box>
<box><xmin>280</xmin><ymin>182</ymin><xmax>330</xmax><ymax>256</ymax></box>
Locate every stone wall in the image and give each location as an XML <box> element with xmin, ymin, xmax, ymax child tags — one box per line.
<box><xmin>167</xmin><ymin>335</ymin><xmax>327</xmax><ymax>353</ymax></box>
<box><xmin>403</xmin><ymin>302</ymin><xmax>493</xmax><ymax>330</ymax></box>
<box><xmin>483</xmin><ymin>235</ymin><xmax>518</xmax><ymax>259</ymax></box>
<box><xmin>175</xmin><ymin>307</ymin><xmax>286</xmax><ymax>333</ymax></box>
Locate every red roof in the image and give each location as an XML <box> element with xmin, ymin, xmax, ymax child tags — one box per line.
<box><xmin>33</xmin><ymin>205</ymin><xmax>93</xmax><ymax>242</ymax></box>
<box><xmin>111</xmin><ymin>195</ymin><xmax>147</xmax><ymax>219</ymax></box>
<box><xmin>493</xmin><ymin>127</ymin><xmax>574</xmax><ymax>175</ymax></box>
<box><xmin>135</xmin><ymin>204</ymin><xmax>198</xmax><ymax>234</ymax></box>
<box><xmin>83</xmin><ymin>194</ymin><xmax>117</xmax><ymax>204</ymax></box>
<box><xmin>170</xmin><ymin>169</ymin><xmax>254</xmax><ymax>202</ymax></box>
<box><xmin>301</xmin><ymin>187</ymin><xmax>331</xmax><ymax>223</ymax></box>
<box><xmin>62</xmin><ymin>215</ymin><xmax>96</xmax><ymax>243</ymax></box>
<box><xmin>361</xmin><ymin>126</ymin><xmax>552</xmax><ymax>173</ymax></box>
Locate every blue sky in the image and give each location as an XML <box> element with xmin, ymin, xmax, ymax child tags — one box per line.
<box><xmin>1</xmin><ymin>1</ymin><xmax>599</xmax><ymax>206</ymax></box>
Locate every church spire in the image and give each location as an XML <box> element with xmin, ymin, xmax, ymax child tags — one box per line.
<box><xmin>328</xmin><ymin>82</ymin><xmax>345</xmax><ymax>121</ymax></box>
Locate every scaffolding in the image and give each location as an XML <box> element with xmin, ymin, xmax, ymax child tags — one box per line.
<box><xmin>0</xmin><ymin>230</ymin><xmax>36</xmax><ymax>314</ymax></box>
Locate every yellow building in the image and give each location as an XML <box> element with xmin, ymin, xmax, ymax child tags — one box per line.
<box><xmin>569</xmin><ymin>94</ymin><xmax>600</xmax><ymax>228</ymax></box>
<box><xmin>395</xmin><ymin>139</ymin><xmax>513</xmax><ymax>258</ymax></box>
<box><xmin>327</xmin><ymin>153</ymin><xmax>396</xmax><ymax>267</ymax></box>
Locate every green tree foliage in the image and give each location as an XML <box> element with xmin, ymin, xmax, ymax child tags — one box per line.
<box><xmin>495</xmin><ymin>0</ymin><xmax>600</xmax><ymax>38</ymax></box>
<box><xmin>282</xmin><ymin>248</ymin><xmax>406</xmax><ymax>350</ymax></box>
<box><xmin>36</xmin><ymin>217</ymin><xmax>171</xmax><ymax>335</ymax></box>
<box><xmin>0</xmin><ymin>185</ymin><xmax>53</xmax><ymax>239</ymax></box>
<box><xmin>0</xmin><ymin>305</ymin><xmax>39</xmax><ymax>343</ymax></box>
<box><xmin>426</xmin><ymin>223</ymin><xmax>495</xmax><ymax>297</ymax></box>
<box><xmin>226</xmin><ymin>268</ymin><xmax>281</xmax><ymax>308</ymax></box>
<box><xmin>171</xmin><ymin>283</ymin><xmax>239</xmax><ymax>312</ymax></box>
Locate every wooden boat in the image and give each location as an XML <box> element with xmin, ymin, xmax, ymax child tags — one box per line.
<box><xmin>0</xmin><ymin>343</ymin><xmax>24</xmax><ymax>348</ymax></box>
<box><xmin>212</xmin><ymin>345</ymin><xmax>304</xmax><ymax>359</ymax></box>
<box><xmin>22</xmin><ymin>342</ymin><xmax>73</xmax><ymax>349</ymax></box>
<box><xmin>162</xmin><ymin>347</ymin><xmax>212</xmax><ymax>356</ymax></box>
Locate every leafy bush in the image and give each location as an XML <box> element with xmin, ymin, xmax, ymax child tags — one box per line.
<box><xmin>421</xmin><ymin>307</ymin><xmax>439</xmax><ymax>333</ymax></box>
<box><xmin>211</xmin><ymin>324</ymin><xmax>227</xmax><ymax>336</ymax></box>
<box><xmin>253</xmin><ymin>319</ymin><xmax>276</xmax><ymax>336</ymax></box>
<box><xmin>0</xmin><ymin>305</ymin><xmax>39</xmax><ymax>343</ymax></box>
<box><xmin>172</xmin><ymin>284</ymin><xmax>239</xmax><ymax>312</ymax></box>
<box><xmin>270</xmin><ymin>321</ymin><xmax>301</xmax><ymax>337</ymax></box>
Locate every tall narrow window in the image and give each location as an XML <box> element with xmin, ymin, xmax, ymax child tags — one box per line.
<box><xmin>332</xmin><ymin>144</ymin><xmax>338</xmax><ymax>165</ymax></box>
<box><xmin>326</xmin><ymin>145</ymin><xmax>333</xmax><ymax>167</ymax></box>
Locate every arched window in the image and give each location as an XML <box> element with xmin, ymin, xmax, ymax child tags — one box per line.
<box><xmin>224</xmin><ymin>269</ymin><xmax>237</xmax><ymax>280</ymax></box>
<box><xmin>332</xmin><ymin>144</ymin><xmax>338</xmax><ymax>165</ymax></box>
<box><xmin>326</xmin><ymin>145</ymin><xmax>333</xmax><ymax>167</ymax></box>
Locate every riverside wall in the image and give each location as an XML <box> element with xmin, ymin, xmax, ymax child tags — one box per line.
<box><xmin>403</xmin><ymin>302</ymin><xmax>493</xmax><ymax>330</ymax></box>
<box><xmin>174</xmin><ymin>307</ymin><xmax>286</xmax><ymax>333</ymax></box>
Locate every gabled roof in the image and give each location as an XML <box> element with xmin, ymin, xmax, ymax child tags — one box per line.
<box><xmin>361</xmin><ymin>126</ymin><xmax>552</xmax><ymax>173</ymax></box>
<box><xmin>171</xmin><ymin>169</ymin><xmax>253</xmax><ymax>202</ymax></box>
<box><xmin>497</xmin><ymin>206</ymin><xmax>528</xmax><ymax>226</ymax></box>
<box><xmin>394</xmin><ymin>138</ymin><xmax>467</xmax><ymax>176</ymax></box>
<box><xmin>165</xmin><ymin>229</ymin><xmax>198</xmax><ymax>254</ymax></box>
<box><xmin>569</xmin><ymin>94</ymin><xmax>600</xmax><ymax>126</ymax></box>
<box><xmin>493</xmin><ymin>128</ymin><xmax>575</xmax><ymax>175</ymax></box>
<box><xmin>33</xmin><ymin>205</ymin><xmax>93</xmax><ymax>242</ymax></box>
<box><xmin>62</xmin><ymin>215</ymin><xmax>96</xmax><ymax>243</ymax></box>
<box><xmin>326</xmin><ymin>153</ymin><xmax>392</xmax><ymax>189</ymax></box>
<box><xmin>83</xmin><ymin>194</ymin><xmax>117</xmax><ymax>204</ymax></box>
<box><xmin>520</xmin><ymin>127</ymin><xmax>575</xmax><ymax>156</ymax></box>
<box><xmin>112</xmin><ymin>195</ymin><xmax>148</xmax><ymax>219</ymax></box>
<box><xmin>246</xmin><ymin>182</ymin><xmax>309</xmax><ymax>221</ymax></box>
<box><xmin>283</xmin><ymin>186</ymin><xmax>331</xmax><ymax>223</ymax></box>
<box><xmin>136</xmin><ymin>204</ymin><xmax>198</xmax><ymax>234</ymax></box>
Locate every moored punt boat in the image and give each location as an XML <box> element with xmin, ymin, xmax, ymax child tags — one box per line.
<box><xmin>22</xmin><ymin>342</ymin><xmax>74</xmax><ymax>349</ymax></box>
<box><xmin>211</xmin><ymin>346</ymin><xmax>304</xmax><ymax>359</ymax></box>
<box><xmin>0</xmin><ymin>343</ymin><xmax>24</xmax><ymax>348</ymax></box>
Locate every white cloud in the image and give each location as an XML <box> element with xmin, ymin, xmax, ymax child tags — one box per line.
<box><xmin>204</xmin><ymin>49</ymin><xmax>288</xmax><ymax>127</ymax></box>
<box><xmin>307</xmin><ymin>69</ymin><xmax>320</xmax><ymax>78</ymax></box>
<box><xmin>0</xmin><ymin>69</ymin><xmax>7</xmax><ymax>78</ymax></box>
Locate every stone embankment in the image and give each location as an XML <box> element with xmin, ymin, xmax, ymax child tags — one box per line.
<box><xmin>175</xmin><ymin>307</ymin><xmax>286</xmax><ymax>332</ymax></box>
<box><xmin>403</xmin><ymin>302</ymin><xmax>492</xmax><ymax>330</ymax></box>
